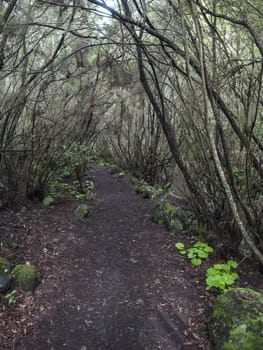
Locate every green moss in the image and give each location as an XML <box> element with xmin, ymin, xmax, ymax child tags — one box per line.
<box><xmin>0</xmin><ymin>256</ymin><xmax>9</xmax><ymax>274</ymax></box>
<box><xmin>224</xmin><ymin>323</ymin><xmax>263</xmax><ymax>350</ymax></box>
<box><xmin>208</xmin><ymin>288</ymin><xmax>263</xmax><ymax>350</ymax></box>
<box><xmin>13</xmin><ymin>264</ymin><xmax>41</xmax><ymax>291</ymax></box>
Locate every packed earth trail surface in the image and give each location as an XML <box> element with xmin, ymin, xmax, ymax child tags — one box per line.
<box><xmin>3</xmin><ymin>165</ymin><xmax>246</xmax><ymax>350</ymax></box>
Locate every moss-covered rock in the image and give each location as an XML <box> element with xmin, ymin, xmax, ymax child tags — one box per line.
<box><xmin>13</xmin><ymin>264</ymin><xmax>41</xmax><ymax>291</ymax></box>
<box><xmin>0</xmin><ymin>256</ymin><xmax>9</xmax><ymax>274</ymax></box>
<box><xmin>74</xmin><ymin>204</ymin><xmax>90</xmax><ymax>219</ymax></box>
<box><xmin>208</xmin><ymin>288</ymin><xmax>263</xmax><ymax>350</ymax></box>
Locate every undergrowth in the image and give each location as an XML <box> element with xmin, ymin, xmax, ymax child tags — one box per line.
<box><xmin>43</xmin><ymin>179</ymin><xmax>94</xmax><ymax>206</ymax></box>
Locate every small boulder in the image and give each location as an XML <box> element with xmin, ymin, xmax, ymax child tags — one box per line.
<box><xmin>13</xmin><ymin>264</ymin><xmax>41</xmax><ymax>291</ymax></box>
<box><xmin>0</xmin><ymin>256</ymin><xmax>9</xmax><ymax>274</ymax></box>
<box><xmin>208</xmin><ymin>288</ymin><xmax>263</xmax><ymax>350</ymax></box>
<box><xmin>74</xmin><ymin>204</ymin><xmax>90</xmax><ymax>219</ymax></box>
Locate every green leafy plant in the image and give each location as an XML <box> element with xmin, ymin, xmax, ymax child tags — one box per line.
<box><xmin>42</xmin><ymin>196</ymin><xmax>55</xmax><ymax>206</ymax></box>
<box><xmin>187</xmin><ymin>242</ymin><xmax>214</xmax><ymax>266</ymax></box>
<box><xmin>175</xmin><ymin>241</ymin><xmax>214</xmax><ymax>265</ymax></box>
<box><xmin>4</xmin><ymin>290</ymin><xmax>17</xmax><ymax>305</ymax></box>
<box><xmin>49</xmin><ymin>178</ymin><xmax>94</xmax><ymax>202</ymax></box>
<box><xmin>206</xmin><ymin>260</ymin><xmax>239</xmax><ymax>292</ymax></box>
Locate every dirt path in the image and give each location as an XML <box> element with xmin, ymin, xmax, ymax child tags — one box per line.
<box><xmin>14</xmin><ymin>166</ymin><xmax>211</xmax><ymax>349</ymax></box>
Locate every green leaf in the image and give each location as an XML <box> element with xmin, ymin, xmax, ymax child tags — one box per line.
<box><xmin>4</xmin><ymin>290</ymin><xmax>17</xmax><ymax>305</ymax></box>
<box><xmin>197</xmin><ymin>251</ymin><xmax>208</xmax><ymax>259</ymax></box>
<box><xmin>175</xmin><ymin>242</ymin><xmax>185</xmax><ymax>250</ymax></box>
<box><xmin>187</xmin><ymin>251</ymin><xmax>196</xmax><ymax>259</ymax></box>
<box><xmin>204</xmin><ymin>246</ymin><xmax>214</xmax><ymax>253</ymax></box>
<box><xmin>213</xmin><ymin>264</ymin><xmax>230</xmax><ymax>272</ymax></box>
<box><xmin>227</xmin><ymin>260</ymin><xmax>238</xmax><ymax>268</ymax></box>
<box><xmin>231</xmin><ymin>272</ymin><xmax>239</xmax><ymax>279</ymax></box>
<box><xmin>191</xmin><ymin>258</ymin><xmax>202</xmax><ymax>266</ymax></box>
<box><xmin>179</xmin><ymin>250</ymin><xmax>187</xmax><ymax>255</ymax></box>
<box><xmin>206</xmin><ymin>275</ymin><xmax>225</xmax><ymax>290</ymax></box>
<box><xmin>189</xmin><ymin>247</ymin><xmax>199</xmax><ymax>253</ymax></box>
<box><xmin>194</xmin><ymin>241</ymin><xmax>208</xmax><ymax>248</ymax></box>
<box><xmin>206</xmin><ymin>267</ymin><xmax>219</xmax><ymax>276</ymax></box>
<box><xmin>224</xmin><ymin>272</ymin><xmax>239</xmax><ymax>285</ymax></box>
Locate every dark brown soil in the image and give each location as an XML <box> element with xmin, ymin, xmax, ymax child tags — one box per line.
<box><xmin>0</xmin><ymin>165</ymin><xmax>262</xmax><ymax>350</ymax></box>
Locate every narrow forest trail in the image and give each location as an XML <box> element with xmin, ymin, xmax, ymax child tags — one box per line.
<box><xmin>18</xmin><ymin>166</ymin><xmax>211</xmax><ymax>350</ymax></box>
